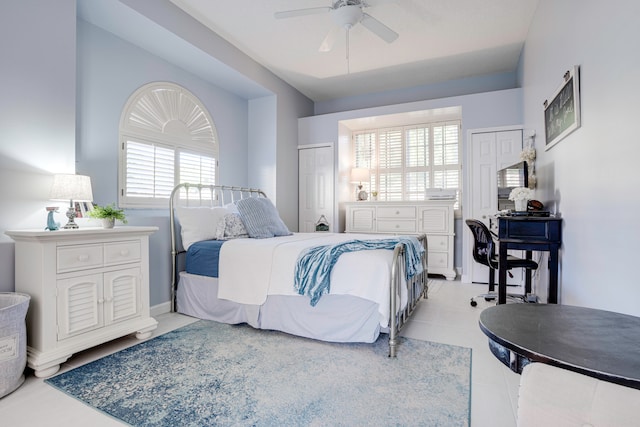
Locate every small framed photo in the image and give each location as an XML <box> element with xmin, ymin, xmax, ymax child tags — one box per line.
<box><xmin>544</xmin><ymin>66</ymin><xmax>581</xmax><ymax>151</ymax></box>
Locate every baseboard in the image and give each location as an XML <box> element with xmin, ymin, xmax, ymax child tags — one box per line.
<box><xmin>150</xmin><ymin>301</ymin><xmax>171</xmax><ymax>317</ymax></box>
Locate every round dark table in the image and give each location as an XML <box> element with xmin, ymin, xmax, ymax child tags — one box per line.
<box><xmin>479</xmin><ymin>304</ymin><xmax>640</xmax><ymax>389</ymax></box>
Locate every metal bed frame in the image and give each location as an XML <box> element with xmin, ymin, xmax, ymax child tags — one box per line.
<box><xmin>169</xmin><ymin>182</ymin><xmax>428</xmax><ymax>357</ymax></box>
<box><xmin>170</xmin><ymin>183</ymin><xmax>266</xmax><ymax>311</ymax></box>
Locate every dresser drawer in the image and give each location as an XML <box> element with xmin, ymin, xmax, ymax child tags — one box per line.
<box><xmin>377</xmin><ymin>206</ymin><xmax>416</xmax><ymax>219</ymax></box>
<box><xmin>104</xmin><ymin>241</ymin><xmax>141</xmax><ymax>266</ymax></box>
<box><xmin>427</xmin><ymin>235</ymin><xmax>449</xmax><ymax>252</ymax></box>
<box><xmin>57</xmin><ymin>244</ymin><xmax>104</xmax><ymax>273</ymax></box>
<box><xmin>428</xmin><ymin>251</ymin><xmax>451</xmax><ymax>269</ymax></box>
<box><xmin>377</xmin><ymin>220</ymin><xmax>416</xmax><ymax>233</ymax></box>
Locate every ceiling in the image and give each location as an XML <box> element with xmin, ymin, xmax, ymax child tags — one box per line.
<box><xmin>169</xmin><ymin>0</ymin><xmax>539</xmax><ymax>102</ymax></box>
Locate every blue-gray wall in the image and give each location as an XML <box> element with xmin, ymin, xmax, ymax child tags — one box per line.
<box><xmin>299</xmin><ymin>88</ymin><xmax>523</xmax><ymax>271</ymax></box>
<box><xmin>0</xmin><ymin>0</ymin><xmax>314</xmax><ymax>310</ymax></box>
<box><xmin>75</xmin><ymin>20</ymin><xmax>252</xmax><ymax>306</ymax></box>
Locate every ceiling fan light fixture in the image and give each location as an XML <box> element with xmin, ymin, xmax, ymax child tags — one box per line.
<box><xmin>331</xmin><ymin>4</ymin><xmax>363</xmax><ymax>29</ymax></box>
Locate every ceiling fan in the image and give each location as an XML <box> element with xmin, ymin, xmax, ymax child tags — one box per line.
<box><xmin>275</xmin><ymin>0</ymin><xmax>399</xmax><ymax>52</ymax></box>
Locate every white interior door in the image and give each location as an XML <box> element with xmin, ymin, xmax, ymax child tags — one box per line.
<box><xmin>299</xmin><ymin>145</ymin><xmax>334</xmax><ymax>232</ymax></box>
<box><xmin>469</xmin><ymin>129</ymin><xmax>523</xmax><ymax>284</ymax></box>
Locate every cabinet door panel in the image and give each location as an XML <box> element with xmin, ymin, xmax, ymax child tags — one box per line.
<box><xmin>418</xmin><ymin>208</ymin><xmax>449</xmax><ymax>233</ymax></box>
<box><xmin>57</xmin><ymin>274</ymin><xmax>103</xmax><ymax>340</ymax></box>
<box><xmin>348</xmin><ymin>207</ymin><xmax>376</xmax><ymax>232</ymax></box>
<box><xmin>104</xmin><ymin>268</ymin><xmax>141</xmax><ymax>324</ymax></box>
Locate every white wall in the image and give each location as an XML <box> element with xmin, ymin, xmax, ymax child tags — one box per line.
<box><xmin>520</xmin><ymin>0</ymin><xmax>640</xmax><ymax>316</ymax></box>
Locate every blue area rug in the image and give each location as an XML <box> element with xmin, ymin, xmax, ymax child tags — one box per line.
<box><xmin>46</xmin><ymin>320</ymin><xmax>471</xmax><ymax>426</ymax></box>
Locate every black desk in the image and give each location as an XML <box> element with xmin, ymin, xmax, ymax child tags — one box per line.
<box><xmin>493</xmin><ymin>215</ymin><xmax>562</xmax><ymax>304</ymax></box>
<box><xmin>479</xmin><ymin>304</ymin><xmax>640</xmax><ymax>390</ymax></box>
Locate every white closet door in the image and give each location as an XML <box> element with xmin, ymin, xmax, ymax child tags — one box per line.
<box><xmin>469</xmin><ymin>129</ymin><xmax>522</xmax><ymax>284</ymax></box>
<box><xmin>299</xmin><ymin>145</ymin><xmax>334</xmax><ymax>232</ymax></box>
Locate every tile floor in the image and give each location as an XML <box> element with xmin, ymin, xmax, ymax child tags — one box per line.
<box><xmin>0</xmin><ymin>279</ymin><xmax>520</xmax><ymax>426</ymax></box>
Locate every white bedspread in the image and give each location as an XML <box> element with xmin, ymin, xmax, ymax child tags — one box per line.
<box><xmin>217</xmin><ymin>233</ymin><xmax>409</xmax><ymax>327</ymax></box>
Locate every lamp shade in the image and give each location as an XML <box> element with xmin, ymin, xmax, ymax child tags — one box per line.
<box><xmin>50</xmin><ymin>174</ymin><xmax>94</xmax><ymax>202</ymax></box>
<box><xmin>350</xmin><ymin>168</ymin><xmax>370</xmax><ymax>183</ymax></box>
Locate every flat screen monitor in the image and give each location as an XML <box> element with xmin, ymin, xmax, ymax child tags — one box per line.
<box><xmin>497</xmin><ymin>161</ymin><xmax>528</xmax><ymax>211</ymax></box>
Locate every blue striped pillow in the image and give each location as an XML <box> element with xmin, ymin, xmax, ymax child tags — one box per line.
<box><xmin>236</xmin><ymin>197</ymin><xmax>292</xmax><ymax>239</ymax></box>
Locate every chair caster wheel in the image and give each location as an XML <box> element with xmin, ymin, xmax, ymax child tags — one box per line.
<box><xmin>485</xmin><ymin>297</ymin><xmax>495</xmax><ymax>302</ymax></box>
<box><xmin>470</xmin><ymin>299</ymin><xmax>477</xmax><ymax>307</ymax></box>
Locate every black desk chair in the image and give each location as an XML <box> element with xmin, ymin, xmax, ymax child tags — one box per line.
<box><xmin>466</xmin><ymin>219</ymin><xmax>539</xmax><ymax>307</ymax></box>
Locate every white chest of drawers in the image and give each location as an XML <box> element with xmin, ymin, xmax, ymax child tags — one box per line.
<box><xmin>344</xmin><ymin>201</ymin><xmax>456</xmax><ymax>280</ymax></box>
<box><xmin>5</xmin><ymin>226</ymin><xmax>158</xmax><ymax>377</ymax></box>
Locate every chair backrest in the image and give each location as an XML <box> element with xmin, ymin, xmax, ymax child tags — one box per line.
<box><xmin>465</xmin><ymin>219</ymin><xmax>495</xmax><ymax>268</ymax></box>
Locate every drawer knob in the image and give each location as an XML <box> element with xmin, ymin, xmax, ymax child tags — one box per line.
<box><xmin>120</xmin><ymin>249</ymin><xmax>130</xmax><ymax>256</ymax></box>
<box><xmin>395</xmin><ymin>224</ymin><xmax>399</xmax><ymax>228</ymax></box>
<box><xmin>395</xmin><ymin>210</ymin><xmax>400</xmax><ymax>215</ymax></box>
<box><xmin>77</xmin><ymin>254</ymin><xmax>89</xmax><ymax>262</ymax></box>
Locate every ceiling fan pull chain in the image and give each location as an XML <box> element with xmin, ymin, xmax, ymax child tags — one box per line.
<box><xmin>346</xmin><ymin>28</ymin><xmax>350</xmax><ymax>74</ymax></box>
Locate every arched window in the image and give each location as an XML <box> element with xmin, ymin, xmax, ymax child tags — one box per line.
<box><xmin>118</xmin><ymin>82</ymin><xmax>219</xmax><ymax>208</ymax></box>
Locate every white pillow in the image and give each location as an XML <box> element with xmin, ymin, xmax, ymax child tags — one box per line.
<box><xmin>175</xmin><ymin>206</ymin><xmax>228</xmax><ymax>250</ymax></box>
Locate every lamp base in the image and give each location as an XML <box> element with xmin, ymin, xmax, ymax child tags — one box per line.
<box><xmin>63</xmin><ymin>206</ymin><xmax>79</xmax><ymax>229</ymax></box>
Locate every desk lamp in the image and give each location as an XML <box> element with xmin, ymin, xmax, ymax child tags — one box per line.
<box><xmin>50</xmin><ymin>174</ymin><xmax>94</xmax><ymax>229</ymax></box>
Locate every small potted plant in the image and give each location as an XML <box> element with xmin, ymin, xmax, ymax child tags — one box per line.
<box><xmin>88</xmin><ymin>203</ymin><xmax>127</xmax><ymax>228</ymax></box>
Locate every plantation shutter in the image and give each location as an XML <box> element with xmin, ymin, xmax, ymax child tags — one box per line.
<box><xmin>405</xmin><ymin>126</ymin><xmax>429</xmax><ymax>200</ymax></box>
<box><xmin>350</xmin><ymin>120</ymin><xmax>462</xmax><ymax>209</ymax></box>
<box><xmin>378</xmin><ymin>128</ymin><xmax>403</xmax><ymax>200</ymax></box>
<box><xmin>432</xmin><ymin>122</ymin><xmax>460</xmax><ymax>201</ymax></box>
<box><xmin>353</xmin><ymin>131</ymin><xmax>376</xmax><ymax>192</ymax></box>
<box><xmin>119</xmin><ymin>82</ymin><xmax>219</xmax><ymax>208</ymax></box>
<box><xmin>124</xmin><ymin>140</ymin><xmax>174</xmax><ymax>199</ymax></box>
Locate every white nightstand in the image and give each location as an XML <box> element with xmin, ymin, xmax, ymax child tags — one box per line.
<box><xmin>5</xmin><ymin>226</ymin><xmax>159</xmax><ymax>378</ymax></box>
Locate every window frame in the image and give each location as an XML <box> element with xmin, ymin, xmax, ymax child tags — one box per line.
<box><xmin>352</xmin><ymin>120</ymin><xmax>462</xmax><ymax>212</ymax></box>
<box><xmin>118</xmin><ymin>82</ymin><xmax>219</xmax><ymax>209</ymax></box>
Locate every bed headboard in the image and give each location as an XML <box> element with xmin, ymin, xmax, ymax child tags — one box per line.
<box><xmin>169</xmin><ymin>183</ymin><xmax>267</xmax><ymax>311</ymax></box>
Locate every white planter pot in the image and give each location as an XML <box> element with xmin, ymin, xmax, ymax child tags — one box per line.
<box><xmin>514</xmin><ymin>199</ymin><xmax>528</xmax><ymax>212</ymax></box>
<box><xmin>101</xmin><ymin>218</ymin><xmax>115</xmax><ymax>229</ymax></box>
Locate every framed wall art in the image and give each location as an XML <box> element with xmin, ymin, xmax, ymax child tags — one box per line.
<box><xmin>544</xmin><ymin>65</ymin><xmax>581</xmax><ymax>150</ymax></box>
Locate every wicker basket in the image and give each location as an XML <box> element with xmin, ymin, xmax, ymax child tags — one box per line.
<box><xmin>0</xmin><ymin>292</ymin><xmax>30</xmax><ymax>398</ymax></box>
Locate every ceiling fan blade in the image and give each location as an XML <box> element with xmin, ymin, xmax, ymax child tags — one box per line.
<box><xmin>274</xmin><ymin>7</ymin><xmax>331</xmax><ymax>19</ymax></box>
<box><xmin>360</xmin><ymin>13</ymin><xmax>398</xmax><ymax>43</ymax></box>
<box><xmin>319</xmin><ymin>26</ymin><xmax>341</xmax><ymax>52</ymax></box>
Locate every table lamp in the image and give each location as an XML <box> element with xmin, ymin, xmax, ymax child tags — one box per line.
<box><xmin>350</xmin><ymin>168</ymin><xmax>370</xmax><ymax>201</ymax></box>
<box><xmin>50</xmin><ymin>174</ymin><xmax>94</xmax><ymax>229</ymax></box>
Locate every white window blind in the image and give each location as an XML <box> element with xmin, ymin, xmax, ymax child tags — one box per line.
<box><xmin>124</xmin><ymin>140</ymin><xmax>174</xmax><ymax>199</ymax></box>
<box><xmin>352</xmin><ymin>120</ymin><xmax>462</xmax><ymax>209</ymax></box>
<box><xmin>119</xmin><ymin>82</ymin><xmax>219</xmax><ymax>208</ymax></box>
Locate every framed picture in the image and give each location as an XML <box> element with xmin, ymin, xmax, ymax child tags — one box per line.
<box><xmin>544</xmin><ymin>66</ymin><xmax>581</xmax><ymax>151</ymax></box>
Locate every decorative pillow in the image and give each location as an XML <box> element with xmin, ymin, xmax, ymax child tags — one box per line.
<box><xmin>175</xmin><ymin>206</ymin><xmax>228</xmax><ymax>250</ymax></box>
<box><xmin>215</xmin><ymin>213</ymin><xmax>249</xmax><ymax>240</ymax></box>
<box><xmin>224</xmin><ymin>202</ymin><xmax>239</xmax><ymax>214</ymax></box>
<box><xmin>236</xmin><ymin>197</ymin><xmax>292</xmax><ymax>239</ymax></box>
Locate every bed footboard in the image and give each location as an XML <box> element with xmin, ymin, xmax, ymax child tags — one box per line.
<box><xmin>389</xmin><ymin>234</ymin><xmax>428</xmax><ymax>357</ymax></box>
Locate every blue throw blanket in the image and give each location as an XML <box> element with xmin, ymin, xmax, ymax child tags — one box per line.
<box><xmin>294</xmin><ymin>237</ymin><xmax>425</xmax><ymax>306</ymax></box>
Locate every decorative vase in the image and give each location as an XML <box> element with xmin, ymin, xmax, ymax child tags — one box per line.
<box><xmin>514</xmin><ymin>199</ymin><xmax>528</xmax><ymax>212</ymax></box>
<box><xmin>101</xmin><ymin>218</ymin><xmax>115</xmax><ymax>229</ymax></box>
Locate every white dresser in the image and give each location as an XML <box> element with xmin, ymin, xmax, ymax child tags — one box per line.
<box><xmin>5</xmin><ymin>226</ymin><xmax>158</xmax><ymax>378</ymax></box>
<box><xmin>344</xmin><ymin>201</ymin><xmax>456</xmax><ymax>280</ymax></box>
